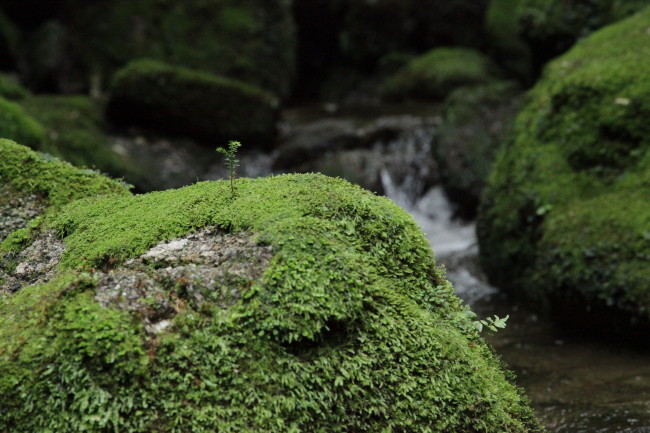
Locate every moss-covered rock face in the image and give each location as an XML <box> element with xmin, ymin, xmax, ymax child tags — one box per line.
<box><xmin>380</xmin><ymin>47</ymin><xmax>502</xmax><ymax>101</ymax></box>
<box><xmin>0</xmin><ymin>96</ymin><xmax>45</xmax><ymax>147</ymax></box>
<box><xmin>0</xmin><ymin>139</ymin><xmax>128</xmax><ymax>253</ymax></box>
<box><xmin>64</xmin><ymin>0</ymin><xmax>296</xmax><ymax>98</ymax></box>
<box><xmin>0</xmin><ymin>139</ymin><xmax>129</xmax><ymax>209</ymax></box>
<box><xmin>436</xmin><ymin>81</ymin><xmax>523</xmax><ymax>218</ymax></box>
<box><xmin>477</xmin><ymin>8</ymin><xmax>650</xmax><ymax>333</ymax></box>
<box><xmin>515</xmin><ymin>0</ymin><xmax>649</xmax><ymax>74</ymax></box>
<box><xmin>107</xmin><ymin>59</ymin><xmax>279</xmax><ymax>148</ymax></box>
<box><xmin>1</xmin><ymin>142</ymin><xmax>540</xmax><ymax>432</ymax></box>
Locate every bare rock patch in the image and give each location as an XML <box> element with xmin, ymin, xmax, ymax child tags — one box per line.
<box><xmin>95</xmin><ymin>227</ymin><xmax>273</xmax><ymax>333</ymax></box>
<box><xmin>0</xmin><ymin>185</ymin><xmax>46</xmax><ymax>243</ymax></box>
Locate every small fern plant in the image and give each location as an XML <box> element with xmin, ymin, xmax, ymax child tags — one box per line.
<box><xmin>475</xmin><ymin>314</ymin><xmax>509</xmax><ymax>334</ymax></box>
<box><xmin>216</xmin><ymin>140</ymin><xmax>242</xmax><ymax>198</ymax></box>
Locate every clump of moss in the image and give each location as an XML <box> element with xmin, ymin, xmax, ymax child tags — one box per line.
<box><xmin>20</xmin><ymin>95</ymin><xmax>142</xmax><ymax>181</ymax></box>
<box><xmin>0</xmin><ymin>139</ymin><xmax>129</xmax><ymax>210</ymax></box>
<box><xmin>1</xmin><ymin>166</ymin><xmax>541</xmax><ymax>431</ymax></box>
<box><xmin>435</xmin><ymin>81</ymin><xmax>522</xmax><ymax>218</ymax></box>
<box><xmin>478</xmin><ymin>7</ymin><xmax>650</xmax><ymax>333</ymax></box>
<box><xmin>107</xmin><ymin>59</ymin><xmax>279</xmax><ymax>148</ymax></box>
<box><xmin>0</xmin><ymin>97</ymin><xmax>45</xmax><ymax>148</ymax></box>
<box><xmin>380</xmin><ymin>47</ymin><xmax>503</xmax><ymax>101</ymax></box>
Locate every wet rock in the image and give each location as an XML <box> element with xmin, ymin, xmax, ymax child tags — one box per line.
<box><xmin>272</xmin><ymin>119</ymin><xmax>360</xmax><ymax>170</ymax></box>
<box><xmin>274</xmin><ymin>114</ymin><xmax>439</xmax><ymax>199</ymax></box>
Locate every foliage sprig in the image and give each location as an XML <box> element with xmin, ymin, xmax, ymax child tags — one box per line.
<box><xmin>216</xmin><ymin>140</ymin><xmax>242</xmax><ymax>197</ymax></box>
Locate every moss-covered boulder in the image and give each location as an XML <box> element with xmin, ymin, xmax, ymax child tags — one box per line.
<box><xmin>477</xmin><ymin>8</ymin><xmax>650</xmax><ymax>334</ymax></box>
<box><xmin>338</xmin><ymin>0</ymin><xmax>488</xmax><ymax>69</ymax></box>
<box><xmin>0</xmin><ymin>96</ymin><xmax>45</xmax><ymax>147</ymax></box>
<box><xmin>20</xmin><ymin>95</ymin><xmax>144</xmax><ymax>182</ymax></box>
<box><xmin>1</xmin><ymin>141</ymin><xmax>540</xmax><ymax>432</ymax></box>
<box><xmin>514</xmin><ymin>0</ymin><xmax>649</xmax><ymax>75</ymax></box>
<box><xmin>61</xmin><ymin>0</ymin><xmax>295</xmax><ymax>98</ymax></box>
<box><xmin>380</xmin><ymin>47</ymin><xmax>502</xmax><ymax>101</ymax></box>
<box><xmin>106</xmin><ymin>59</ymin><xmax>279</xmax><ymax>148</ymax></box>
<box><xmin>435</xmin><ymin>81</ymin><xmax>523</xmax><ymax>218</ymax></box>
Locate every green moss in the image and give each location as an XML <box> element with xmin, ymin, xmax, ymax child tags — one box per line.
<box><xmin>0</xmin><ymin>139</ymin><xmax>129</xmax><ymax>209</ymax></box>
<box><xmin>20</xmin><ymin>95</ymin><xmax>144</xmax><ymax>181</ymax></box>
<box><xmin>0</xmin><ymin>74</ymin><xmax>30</xmax><ymax>100</ymax></box>
<box><xmin>65</xmin><ymin>0</ymin><xmax>296</xmax><ymax>98</ymax></box>
<box><xmin>478</xmin><ymin>8</ymin><xmax>650</xmax><ymax>326</ymax></box>
<box><xmin>0</xmin><ymin>273</ymin><xmax>151</xmax><ymax>432</ymax></box>
<box><xmin>1</xmin><ymin>172</ymin><xmax>541</xmax><ymax>432</ymax></box>
<box><xmin>380</xmin><ymin>47</ymin><xmax>503</xmax><ymax>101</ymax></box>
<box><xmin>107</xmin><ymin>59</ymin><xmax>278</xmax><ymax>147</ymax></box>
<box><xmin>0</xmin><ymin>97</ymin><xmax>45</xmax><ymax>147</ymax></box>
<box><xmin>516</xmin><ymin>0</ymin><xmax>649</xmax><ymax>72</ymax></box>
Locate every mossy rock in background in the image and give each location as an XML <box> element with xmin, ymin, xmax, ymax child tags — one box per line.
<box><xmin>20</xmin><ymin>95</ymin><xmax>143</xmax><ymax>181</ymax></box>
<box><xmin>106</xmin><ymin>59</ymin><xmax>279</xmax><ymax>148</ymax></box>
<box><xmin>477</xmin><ymin>8</ymin><xmax>650</xmax><ymax>335</ymax></box>
<box><xmin>515</xmin><ymin>0</ymin><xmax>650</xmax><ymax>76</ymax></box>
<box><xmin>0</xmin><ymin>73</ymin><xmax>29</xmax><ymax>100</ymax></box>
<box><xmin>484</xmin><ymin>0</ymin><xmax>533</xmax><ymax>84</ymax></box>
<box><xmin>0</xmin><ymin>141</ymin><xmax>541</xmax><ymax>432</ymax></box>
<box><xmin>435</xmin><ymin>81</ymin><xmax>523</xmax><ymax>219</ymax></box>
<box><xmin>338</xmin><ymin>0</ymin><xmax>488</xmax><ymax>69</ymax></box>
<box><xmin>380</xmin><ymin>47</ymin><xmax>503</xmax><ymax>101</ymax></box>
<box><xmin>0</xmin><ymin>96</ymin><xmax>45</xmax><ymax>148</ymax></box>
<box><xmin>0</xmin><ymin>139</ymin><xmax>128</xmax><ymax>208</ymax></box>
<box><xmin>61</xmin><ymin>0</ymin><xmax>296</xmax><ymax>98</ymax></box>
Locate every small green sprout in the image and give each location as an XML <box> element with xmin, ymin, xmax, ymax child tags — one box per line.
<box><xmin>216</xmin><ymin>140</ymin><xmax>242</xmax><ymax>197</ymax></box>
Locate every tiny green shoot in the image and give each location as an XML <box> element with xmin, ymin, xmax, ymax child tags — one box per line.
<box><xmin>216</xmin><ymin>140</ymin><xmax>242</xmax><ymax>197</ymax></box>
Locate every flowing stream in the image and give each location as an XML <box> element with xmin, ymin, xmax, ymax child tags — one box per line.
<box><xmin>381</xmin><ymin>150</ymin><xmax>650</xmax><ymax>433</ymax></box>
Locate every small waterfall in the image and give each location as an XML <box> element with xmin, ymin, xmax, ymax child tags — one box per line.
<box><xmin>380</xmin><ymin>170</ymin><xmax>497</xmax><ymax>304</ymax></box>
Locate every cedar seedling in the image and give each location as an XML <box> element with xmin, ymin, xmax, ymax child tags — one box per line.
<box><xmin>216</xmin><ymin>140</ymin><xmax>242</xmax><ymax>197</ymax></box>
